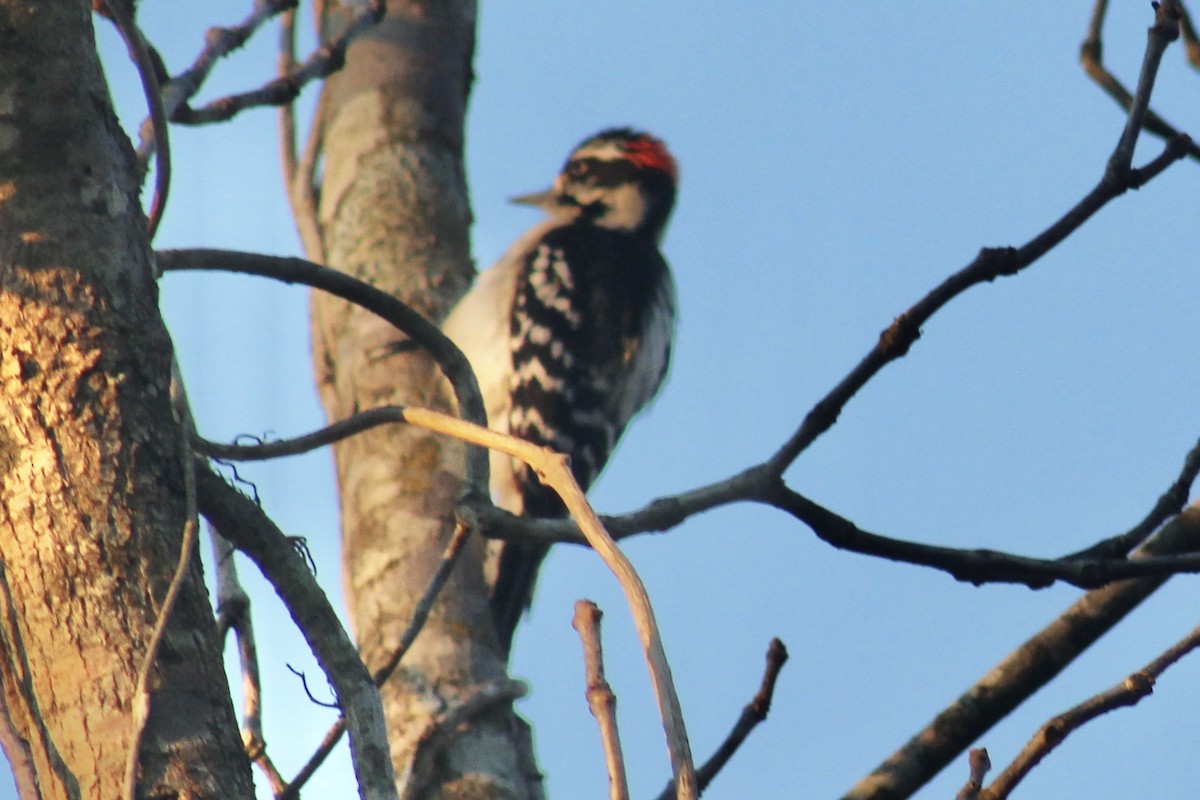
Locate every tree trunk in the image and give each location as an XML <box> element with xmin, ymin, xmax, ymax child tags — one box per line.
<box><xmin>0</xmin><ymin>2</ymin><xmax>251</xmax><ymax>797</ymax></box>
<box><xmin>308</xmin><ymin>2</ymin><xmax>544</xmax><ymax>798</ymax></box>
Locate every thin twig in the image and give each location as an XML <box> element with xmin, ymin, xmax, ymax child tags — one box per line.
<box><xmin>169</xmin><ymin>1</ymin><xmax>385</xmax><ymax>126</ymax></box>
<box><xmin>982</xmin><ymin>622</ymin><xmax>1200</xmax><ymax>799</ymax></box>
<box><xmin>1062</xmin><ymin>434</ymin><xmax>1200</xmax><ymax>559</ymax></box>
<box><xmin>371</xmin><ymin>521</ymin><xmax>473</xmax><ymax>686</ymax></box>
<box><xmin>844</xmin><ymin>19</ymin><xmax>1192</xmax><ymax>794</ymax></box>
<box><xmin>195</xmin><ymin>461</ymin><xmax>399</xmax><ymax>800</ymax></box>
<box><xmin>1080</xmin><ymin>0</ymin><xmax>1200</xmax><ymax>162</ymax></box>
<box><xmin>292</xmin><ymin>89</ymin><xmax>327</xmax><ymax>263</ymax></box>
<box><xmin>655</xmin><ymin>638</ymin><xmax>789</xmax><ymax>800</ymax></box>
<box><xmin>767</xmin><ymin>483</ymin><xmax>1200</xmax><ymax>588</ymax></box>
<box><xmin>123</xmin><ymin>405</ymin><xmax>198</xmax><ymax>799</ymax></box>
<box><xmin>277</xmin><ymin>6</ymin><xmax>299</xmax><ymax>188</ymax></box>
<box><xmin>955</xmin><ymin>749</ymin><xmax>991</xmax><ymax>800</ymax></box>
<box><xmin>210</xmin><ymin>529</ymin><xmax>285</xmax><ymax>793</ymax></box>
<box><xmin>1106</xmin><ymin>0</ymin><xmax>1182</xmax><ymax>174</ymax></box>
<box><xmin>99</xmin><ymin>0</ymin><xmax>170</xmax><ymax>238</ymax></box>
<box><xmin>281</xmin><ymin>520</ymin><xmax>474</xmax><ymax>799</ymax></box>
<box><xmin>275</xmin><ymin>7</ymin><xmax>326</xmax><ymax>262</ymax></box>
<box><xmin>573</xmin><ymin>601</ymin><xmax>630</xmax><ymax>800</ymax></box>
<box><xmin>1181</xmin><ymin>1</ymin><xmax>1200</xmax><ymax>69</ymax></box>
<box><xmin>767</xmin><ymin>122</ymin><xmax>1189</xmax><ymax>475</ymax></box>
<box><xmin>144</xmin><ymin>0</ymin><xmax>294</xmax><ymax>166</ymax></box>
<box><xmin>478</xmin><ymin>419</ymin><xmax>698</xmax><ymax>798</ymax></box>
<box><xmin>771</xmin><ymin>8</ymin><xmax>1192</xmax><ymax>475</ymax></box>
<box><xmin>228</xmin><ymin>402</ymin><xmax>698</xmax><ymax>797</ymax></box>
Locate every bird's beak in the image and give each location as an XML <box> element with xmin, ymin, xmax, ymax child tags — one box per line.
<box><xmin>508</xmin><ymin>188</ymin><xmax>557</xmax><ymax>209</ymax></box>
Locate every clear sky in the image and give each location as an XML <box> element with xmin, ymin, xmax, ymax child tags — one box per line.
<box><xmin>17</xmin><ymin>4</ymin><xmax>1196</xmax><ymax>799</ymax></box>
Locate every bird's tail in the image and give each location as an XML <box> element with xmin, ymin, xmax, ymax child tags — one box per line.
<box><xmin>489</xmin><ymin>486</ymin><xmax>565</xmax><ymax>657</ymax></box>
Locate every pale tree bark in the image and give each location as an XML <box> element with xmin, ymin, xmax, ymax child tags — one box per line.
<box><xmin>0</xmin><ymin>2</ymin><xmax>251</xmax><ymax>797</ymax></box>
<box><xmin>308</xmin><ymin>2</ymin><xmax>543</xmax><ymax>797</ymax></box>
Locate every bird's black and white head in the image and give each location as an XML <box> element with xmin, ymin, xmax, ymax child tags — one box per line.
<box><xmin>512</xmin><ymin>127</ymin><xmax>678</xmax><ymax>241</ymax></box>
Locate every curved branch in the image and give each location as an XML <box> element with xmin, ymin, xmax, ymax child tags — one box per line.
<box><xmin>98</xmin><ymin>1</ymin><xmax>170</xmax><ymax>239</ymax></box>
<box><xmin>156</xmin><ymin>247</ymin><xmax>488</xmax><ymax>492</ymax></box>
<box><xmin>768</xmin><ymin>483</ymin><xmax>1200</xmax><ymax>589</ymax></box>
<box><xmin>227</xmin><ymin>402</ymin><xmax>700</xmax><ymax>797</ymax></box>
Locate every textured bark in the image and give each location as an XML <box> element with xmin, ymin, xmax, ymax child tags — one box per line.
<box><xmin>0</xmin><ymin>3</ymin><xmax>252</xmax><ymax>797</ymax></box>
<box><xmin>309</xmin><ymin>2</ymin><xmax>542</xmax><ymax>798</ymax></box>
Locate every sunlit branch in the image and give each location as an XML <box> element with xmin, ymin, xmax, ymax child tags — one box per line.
<box><xmin>573</xmin><ymin>601</ymin><xmax>630</xmax><ymax>800</ymax></box>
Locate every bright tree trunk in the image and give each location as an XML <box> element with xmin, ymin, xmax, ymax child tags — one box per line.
<box><xmin>0</xmin><ymin>2</ymin><xmax>251</xmax><ymax>797</ymax></box>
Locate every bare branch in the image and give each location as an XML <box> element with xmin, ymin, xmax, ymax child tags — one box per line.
<box><xmin>194</xmin><ymin>461</ymin><xmax>399</xmax><ymax>800</ymax></box>
<box><xmin>1181</xmin><ymin>2</ymin><xmax>1200</xmax><ymax>69</ymax></box>
<box><xmin>1063</xmin><ymin>434</ymin><xmax>1200</xmax><ymax>559</ymax></box>
<box><xmin>261</xmin><ymin>402</ymin><xmax>699</xmax><ymax>797</ymax></box>
<box><xmin>768</xmin><ymin>483</ymin><xmax>1200</xmax><ymax>588</ymax></box>
<box><xmin>168</xmin><ymin>1</ymin><xmax>385</xmax><ymax>126</ymax></box>
<box><xmin>1108</xmin><ymin>0</ymin><xmax>1182</xmax><ymax>174</ymax></box>
<box><xmin>199</xmin><ymin>400</ymin><xmax>1200</xmax><ymax>592</ymax></box>
<box><xmin>278</xmin><ymin>5</ymin><xmax>299</xmax><ymax>188</ymax></box>
<box><xmin>97</xmin><ymin>1</ymin><xmax>170</xmax><ymax>238</ymax></box>
<box><xmin>209</xmin><ymin>530</ymin><xmax>287</xmax><ymax>793</ymax></box>
<box><xmin>842</xmin><ymin>501</ymin><xmax>1200</xmax><ymax>800</ymax></box>
<box><xmin>770</xmin><ymin>32</ymin><xmax>1190</xmax><ymax>474</ymax></box>
<box><xmin>281</xmin><ymin>518</ymin><xmax>474</xmax><ymax>799</ymax></box>
<box><xmin>655</xmin><ymin>638</ymin><xmax>790</xmax><ymax>800</ymax></box>
<box><xmin>124</xmin><ymin>398</ymin><xmax>198</xmax><ymax>800</ymax></box>
<box><xmin>983</xmin><ymin>622</ymin><xmax>1200</xmax><ymax>799</ymax></box>
<box><xmin>370</xmin><ymin>521</ymin><xmax>474</xmax><ymax>686</ymax></box>
<box><xmin>573</xmin><ymin>601</ymin><xmax>630</xmax><ymax>800</ymax></box>
<box><xmin>955</xmin><ymin>749</ymin><xmax>990</xmax><ymax>800</ymax></box>
<box><xmin>1080</xmin><ymin>0</ymin><xmax>1200</xmax><ymax>162</ymax></box>
<box><xmin>290</xmin><ymin>88</ymin><xmax>327</xmax><ymax>262</ymax></box>
<box><xmin>278</xmin><ymin>8</ymin><xmax>327</xmax><ymax>264</ymax></box>
<box><xmin>156</xmin><ymin>247</ymin><xmax>488</xmax><ymax>492</ymax></box>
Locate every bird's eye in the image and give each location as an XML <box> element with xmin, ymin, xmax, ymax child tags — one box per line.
<box><xmin>566</xmin><ymin>160</ymin><xmax>591</xmax><ymax>178</ymax></box>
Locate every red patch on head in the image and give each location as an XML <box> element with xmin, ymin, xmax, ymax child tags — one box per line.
<box><xmin>624</xmin><ymin>136</ymin><xmax>678</xmax><ymax>181</ymax></box>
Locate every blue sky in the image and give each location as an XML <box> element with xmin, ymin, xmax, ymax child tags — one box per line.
<box><xmin>19</xmin><ymin>4</ymin><xmax>1196</xmax><ymax>799</ymax></box>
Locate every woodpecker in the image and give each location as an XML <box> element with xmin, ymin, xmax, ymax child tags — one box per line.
<box><xmin>442</xmin><ymin>128</ymin><xmax>679</xmax><ymax>654</ymax></box>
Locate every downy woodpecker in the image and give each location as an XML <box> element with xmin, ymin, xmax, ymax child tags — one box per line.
<box><xmin>442</xmin><ymin>128</ymin><xmax>678</xmax><ymax>653</ymax></box>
